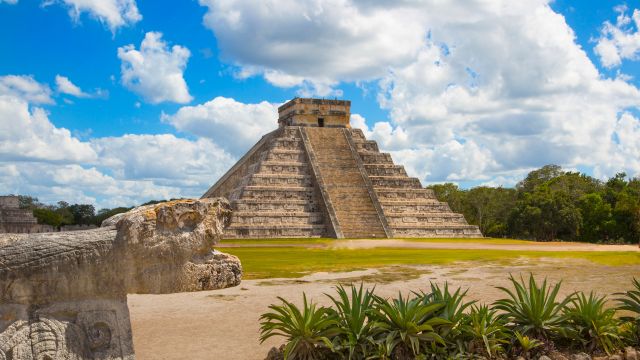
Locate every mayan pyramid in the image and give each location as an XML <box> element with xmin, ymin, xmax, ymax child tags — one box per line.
<box><xmin>202</xmin><ymin>98</ymin><xmax>482</xmax><ymax>239</ymax></box>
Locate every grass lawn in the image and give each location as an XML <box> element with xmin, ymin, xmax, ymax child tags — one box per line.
<box><xmin>221</xmin><ymin>242</ymin><xmax>640</xmax><ymax>279</ymax></box>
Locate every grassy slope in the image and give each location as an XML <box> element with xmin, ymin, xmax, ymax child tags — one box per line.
<box><xmin>222</xmin><ymin>244</ymin><xmax>640</xmax><ymax>279</ymax></box>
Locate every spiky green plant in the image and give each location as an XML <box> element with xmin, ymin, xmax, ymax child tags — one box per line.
<box><xmin>260</xmin><ymin>294</ymin><xmax>337</xmax><ymax>360</ymax></box>
<box><xmin>493</xmin><ymin>274</ymin><xmax>574</xmax><ymax>339</ymax></box>
<box><xmin>370</xmin><ymin>292</ymin><xmax>449</xmax><ymax>357</ymax></box>
<box><xmin>616</xmin><ymin>278</ymin><xmax>640</xmax><ymax>344</ymax></box>
<box><xmin>461</xmin><ymin>304</ymin><xmax>509</xmax><ymax>358</ymax></box>
<box><xmin>514</xmin><ymin>331</ymin><xmax>543</xmax><ymax>359</ymax></box>
<box><xmin>564</xmin><ymin>292</ymin><xmax>622</xmax><ymax>354</ymax></box>
<box><xmin>325</xmin><ymin>284</ymin><xmax>377</xmax><ymax>359</ymax></box>
<box><xmin>418</xmin><ymin>282</ymin><xmax>476</xmax><ymax>355</ymax></box>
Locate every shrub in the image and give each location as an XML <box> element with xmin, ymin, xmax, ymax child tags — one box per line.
<box><xmin>616</xmin><ymin>278</ymin><xmax>640</xmax><ymax>345</ymax></box>
<box><xmin>420</xmin><ymin>282</ymin><xmax>475</xmax><ymax>355</ymax></box>
<box><xmin>461</xmin><ymin>304</ymin><xmax>508</xmax><ymax>358</ymax></box>
<box><xmin>370</xmin><ymin>292</ymin><xmax>449</xmax><ymax>358</ymax></box>
<box><xmin>325</xmin><ymin>284</ymin><xmax>377</xmax><ymax>359</ymax></box>
<box><xmin>259</xmin><ymin>294</ymin><xmax>337</xmax><ymax>360</ymax></box>
<box><xmin>564</xmin><ymin>292</ymin><xmax>622</xmax><ymax>354</ymax></box>
<box><xmin>514</xmin><ymin>331</ymin><xmax>543</xmax><ymax>359</ymax></box>
<box><xmin>494</xmin><ymin>274</ymin><xmax>574</xmax><ymax>339</ymax></box>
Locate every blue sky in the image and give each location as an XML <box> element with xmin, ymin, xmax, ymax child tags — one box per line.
<box><xmin>1</xmin><ymin>0</ymin><xmax>639</xmax><ymax>208</ymax></box>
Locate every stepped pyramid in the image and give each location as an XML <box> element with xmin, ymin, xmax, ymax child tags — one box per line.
<box><xmin>202</xmin><ymin>98</ymin><xmax>482</xmax><ymax>239</ymax></box>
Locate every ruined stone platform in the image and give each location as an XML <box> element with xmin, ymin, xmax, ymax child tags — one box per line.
<box><xmin>202</xmin><ymin>98</ymin><xmax>482</xmax><ymax>239</ymax></box>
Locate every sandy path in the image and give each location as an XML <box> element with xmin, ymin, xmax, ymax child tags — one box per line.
<box><xmin>218</xmin><ymin>239</ymin><xmax>640</xmax><ymax>252</ymax></box>
<box><xmin>129</xmin><ymin>258</ymin><xmax>640</xmax><ymax>360</ymax></box>
<box><xmin>328</xmin><ymin>239</ymin><xmax>640</xmax><ymax>252</ymax></box>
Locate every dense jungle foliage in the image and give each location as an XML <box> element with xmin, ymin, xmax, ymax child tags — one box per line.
<box><xmin>428</xmin><ymin>165</ymin><xmax>640</xmax><ymax>243</ymax></box>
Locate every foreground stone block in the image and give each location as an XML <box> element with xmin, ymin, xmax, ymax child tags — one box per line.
<box><xmin>0</xmin><ymin>198</ymin><xmax>242</xmax><ymax>360</ymax></box>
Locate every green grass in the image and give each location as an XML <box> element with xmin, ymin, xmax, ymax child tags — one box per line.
<box><xmin>224</xmin><ymin>246</ymin><xmax>640</xmax><ymax>280</ymax></box>
<box><xmin>221</xmin><ymin>237</ymin><xmax>537</xmax><ymax>247</ymax></box>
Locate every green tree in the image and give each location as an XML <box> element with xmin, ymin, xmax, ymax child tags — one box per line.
<box><xmin>516</xmin><ymin>164</ymin><xmax>564</xmax><ymax>194</ymax></box>
<box><xmin>32</xmin><ymin>208</ymin><xmax>65</xmax><ymax>228</ymax></box>
<box><xmin>577</xmin><ymin>193</ymin><xmax>615</xmax><ymax>243</ymax></box>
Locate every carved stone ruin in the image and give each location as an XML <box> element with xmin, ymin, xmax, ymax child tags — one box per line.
<box><xmin>202</xmin><ymin>98</ymin><xmax>482</xmax><ymax>239</ymax></box>
<box><xmin>0</xmin><ymin>195</ymin><xmax>54</xmax><ymax>234</ymax></box>
<box><xmin>0</xmin><ymin>198</ymin><xmax>242</xmax><ymax>359</ymax></box>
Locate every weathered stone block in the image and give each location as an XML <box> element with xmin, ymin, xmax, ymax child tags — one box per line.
<box><xmin>0</xmin><ymin>199</ymin><xmax>242</xmax><ymax>359</ymax></box>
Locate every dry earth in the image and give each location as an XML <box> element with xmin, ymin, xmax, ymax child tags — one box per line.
<box><xmin>130</xmin><ymin>253</ymin><xmax>640</xmax><ymax>360</ymax></box>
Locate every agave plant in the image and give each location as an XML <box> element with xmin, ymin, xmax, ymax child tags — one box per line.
<box><xmin>370</xmin><ymin>292</ymin><xmax>449</xmax><ymax>357</ymax></box>
<box><xmin>493</xmin><ymin>274</ymin><xmax>574</xmax><ymax>339</ymax></box>
<box><xmin>418</xmin><ymin>282</ymin><xmax>476</xmax><ymax>354</ymax></box>
<box><xmin>461</xmin><ymin>304</ymin><xmax>509</xmax><ymax>358</ymax></box>
<box><xmin>616</xmin><ymin>278</ymin><xmax>640</xmax><ymax>344</ymax></box>
<box><xmin>514</xmin><ymin>331</ymin><xmax>543</xmax><ymax>359</ymax></box>
<box><xmin>260</xmin><ymin>294</ymin><xmax>337</xmax><ymax>360</ymax></box>
<box><xmin>325</xmin><ymin>284</ymin><xmax>378</xmax><ymax>359</ymax></box>
<box><xmin>564</xmin><ymin>292</ymin><xmax>622</xmax><ymax>354</ymax></box>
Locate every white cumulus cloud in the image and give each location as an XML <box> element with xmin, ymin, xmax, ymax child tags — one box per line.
<box><xmin>59</xmin><ymin>0</ymin><xmax>141</xmax><ymax>32</ymax></box>
<box><xmin>212</xmin><ymin>0</ymin><xmax>640</xmax><ymax>184</ymax></box>
<box><xmin>55</xmin><ymin>75</ymin><xmax>90</xmax><ymax>98</ymax></box>
<box><xmin>0</xmin><ymin>75</ymin><xmax>53</xmax><ymax>104</ymax></box>
<box><xmin>118</xmin><ymin>32</ymin><xmax>193</xmax><ymax>104</ymax></box>
<box><xmin>163</xmin><ymin>96</ymin><xmax>279</xmax><ymax>155</ymax></box>
<box><xmin>594</xmin><ymin>5</ymin><xmax>640</xmax><ymax>68</ymax></box>
<box><xmin>0</xmin><ymin>95</ymin><xmax>96</xmax><ymax>163</ymax></box>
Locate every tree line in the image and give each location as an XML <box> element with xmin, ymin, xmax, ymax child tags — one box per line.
<box><xmin>16</xmin><ymin>197</ymin><xmax>176</xmax><ymax>229</ymax></box>
<box><xmin>428</xmin><ymin>165</ymin><xmax>640</xmax><ymax>243</ymax></box>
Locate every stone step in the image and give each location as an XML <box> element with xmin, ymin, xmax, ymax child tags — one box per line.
<box><xmin>266</xmin><ymin>149</ymin><xmax>306</xmax><ymax>162</ymax></box>
<box><xmin>270</xmin><ymin>138</ymin><xmax>304</xmax><ymax>150</ymax></box>
<box><xmin>258</xmin><ymin>161</ymin><xmax>310</xmax><ymax>175</ymax></box>
<box><xmin>387</xmin><ymin>214</ymin><xmax>468</xmax><ymax>226</ymax></box>
<box><xmin>358</xmin><ymin>152</ymin><xmax>394</xmax><ymax>165</ymax></box>
<box><xmin>380</xmin><ymin>203</ymin><xmax>452</xmax><ymax>213</ymax></box>
<box><xmin>349</xmin><ymin>128</ymin><xmax>366</xmax><ymax>141</ymax></box>
<box><xmin>304</xmin><ymin>127</ymin><xmax>387</xmax><ymax>238</ymax></box>
<box><xmin>248</xmin><ymin>174</ymin><xmax>312</xmax><ymax>187</ymax></box>
<box><xmin>391</xmin><ymin>226</ymin><xmax>483</xmax><ymax>238</ymax></box>
<box><xmin>223</xmin><ymin>224</ymin><xmax>327</xmax><ymax>238</ymax></box>
<box><xmin>353</xmin><ymin>140</ymin><xmax>379</xmax><ymax>152</ymax></box>
<box><xmin>233</xmin><ymin>199</ymin><xmax>323</xmax><ymax>212</ymax></box>
<box><xmin>240</xmin><ymin>186</ymin><xmax>315</xmax><ymax>201</ymax></box>
<box><xmin>369</xmin><ymin>176</ymin><xmax>422</xmax><ymax>189</ymax></box>
<box><xmin>364</xmin><ymin>164</ymin><xmax>407</xmax><ymax>176</ymax></box>
<box><xmin>231</xmin><ymin>211</ymin><xmax>325</xmax><ymax>225</ymax></box>
<box><xmin>375</xmin><ymin>188</ymin><xmax>437</xmax><ymax>201</ymax></box>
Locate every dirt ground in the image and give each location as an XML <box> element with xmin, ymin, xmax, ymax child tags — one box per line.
<box><xmin>129</xmin><ymin>256</ymin><xmax>640</xmax><ymax>360</ymax></box>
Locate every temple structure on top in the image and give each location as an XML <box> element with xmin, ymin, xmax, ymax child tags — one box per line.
<box><xmin>202</xmin><ymin>98</ymin><xmax>482</xmax><ymax>239</ymax></box>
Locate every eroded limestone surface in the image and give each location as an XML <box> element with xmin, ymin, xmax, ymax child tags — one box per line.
<box><xmin>0</xmin><ymin>198</ymin><xmax>242</xmax><ymax>360</ymax></box>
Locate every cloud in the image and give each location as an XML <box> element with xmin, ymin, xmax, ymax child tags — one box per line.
<box><xmin>118</xmin><ymin>32</ymin><xmax>193</xmax><ymax>104</ymax></box>
<box><xmin>162</xmin><ymin>96</ymin><xmax>279</xmax><ymax>155</ymax></box>
<box><xmin>0</xmin><ymin>81</ymin><xmax>243</xmax><ymax>208</ymax></box>
<box><xmin>0</xmin><ymin>95</ymin><xmax>97</xmax><ymax>163</ymax></box>
<box><xmin>0</xmin><ymin>0</ymin><xmax>18</xmax><ymax>4</ymax></box>
<box><xmin>594</xmin><ymin>5</ymin><xmax>640</xmax><ymax>68</ymax></box>
<box><xmin>90</xmin><ymin>134</ymin><xmax>235</xmax><ymax>188</ymax></box>
<box><xmin>202</xmin><ymin>0</ymin><xmax>640</xmax><ymax>183</ymax></box>
<box><xmin>198</xmin><ymin>0</ymin><xmax>425</xmax><ymax>95</ymax></box>
<box><xmin>0</xmin><ymin>75</ymin><xmax>53</xmax><ymax>104</ymax></box>
<box><xmin>55</xmin><ymin>75</ymin><xmax>90</xmax><ymax>98</ymax></box>
<box><xmin>58</xmin><ymin>0</ymin><xmax>141</xmax><ymax>32</ymax></box>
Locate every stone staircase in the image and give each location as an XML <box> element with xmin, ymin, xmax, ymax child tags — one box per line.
<box><xmin>303</xmin><ymin>127</ymin><xmax>387</xmax><ymax>238</ymax></box>
<box><xmin>348</xmin><ymin>129</ymin><xmax>482</xmax><ymax>238</ymax></box>
<box><xmin>219</xmin><ymin>127</ymin><xmax>328</xmax><ymax>238</ymax></box>
<box><xmin>202</xmin><ymin>125</ymin><xmax>481</xmax><ymax>239</ymax></box>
